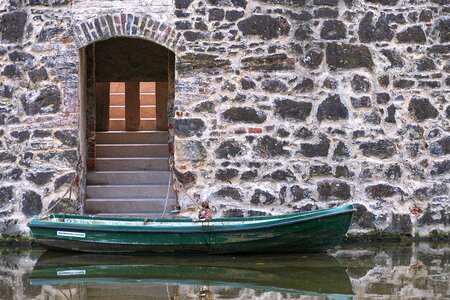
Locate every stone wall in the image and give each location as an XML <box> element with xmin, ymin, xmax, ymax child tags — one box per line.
<box><xmin>0</xmin><ymin>0</ymin><xmax>448</xmax><ymax>238</ymax></box>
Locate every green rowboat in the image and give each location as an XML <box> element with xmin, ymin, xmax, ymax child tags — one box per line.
<box><xmin>30</xmin><ymin>252</ymin><xmax>353</xmax><ymax>298</ymax></box>
<box><xmin>28</xmin><ymin>204</ymin><xmax>355</xmax><ymax>254</ymax></box>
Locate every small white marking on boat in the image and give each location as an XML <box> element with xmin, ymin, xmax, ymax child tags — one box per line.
<box><xmin>57</xmin><ymin>270</ymin><xmax>86</xmax><ymax>276</ymax></box>
<box><xmin>57</xmin><ymin>231</ymin><xmax>86</xmax><ymax>238</ymax></box>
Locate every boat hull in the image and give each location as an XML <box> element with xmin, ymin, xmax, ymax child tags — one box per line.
<box><xmin>29</xmin><ymin>204</ymin><xmax>355</xmax><ymax>254</ymax></box>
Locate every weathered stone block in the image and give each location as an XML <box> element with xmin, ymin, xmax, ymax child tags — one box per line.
<box><xmin>9</xmin><ymin>51</ymin><xmax>34</xmax><ymax>62</ymax></box>
<box><xmin>351</xmin><ymin>96</ymin><xmax>372</xmax><ymax>108</ymax></box>
<box><xmin>317</xmin><ymin>94</ymin><xmax>348</xmax><ymax>121</ymax></box>
<box><xmin>360</xmin><ymin>139</ymin><xmax>396</xmax><ymax>159</ymax></box>
<box><xmin>208</xmin><ymin>8</ymin><xmax>224</xmax><ymax>21</ymax></box>
<box><xmin>54</xmin><ymin>130</ymin><xmax>77</xmax><ymax>147</ymax></box>
<box><xmin>364</xmin><ymin>109</ymin><xmax>381</xmax><ymax>124</ymax></box>
<box><xmin>213</xmin><ymin>186</ymin><xmax>243</xmax><ymax>201</ymax></box>
<box><xmin>416</xmin><ymin>58</ymin><xmax>436</xmax><ymax>71</ymax></box>
<box><xmin>352</xmin><ymin>204</ymin><xmax>375</xmax><ymax>229</ymax></box>
<box><xmin>0</xmin><ymin>186</ymin><xmax>14</xmax><ymax>204</ymax></box>
<box><xmin>302</xmin><ymin>49</ymin><xmax>323</xmax><ymax>69</ymax></box>
<box><xmin>295</xmin><ymin>24</ymin><xmax>312</xmax><ymax>40</ymax></box>
<box><xmin>237</xmin><ymin>15</ymin><xmax>290</xmax><ymax>40</ymax></box>
<box><xmin>320</xmin><ymin>20</ymin><xmax>346</xmax><ymax>40</ymax></box>
<box><xmin>333</xmin><ymin>141</ymin><xmax>351</xmax><ymax>161</ymax></box>
<box><xmin>326</xmin><ymin>43</ymin><xmax>374</xmax><ymax>70</ymax></box>
<box><xmin>386</xmin><ymin>214</ymin><xmax>412</xmax><ymax>235</ymax></box>
<box><xmin>365</xmin><ymin>0</ymin><xmax>398</xmax><ymax>5</ymax></box>
<box><xmin>21</xmin><ymin>85</ymin><xmax>62</xmax><ymax>115</ymax></box>
<box><xmin>254</xmin><ymin>135</ymin><xmax>289</xmax><ymax>158</ymax></box>
<box><xmin>174</xmin><ymin>119</ymin><xmax>206</xmax><ymax>137</ymax></box>
<box><xmin>290</xmin><ymin>185</ymin><xmax>312</xmax><ymax>202</ymax></box>
<box><xmin>430</xmin><ymin>137</ymin><xmax>450</xmax><ymax>156</ymax></box>
<box><xmin>215</xmin><ymin>168</ymin><xmax>239</xmax><ymax>181</ymax></box>
<box><xmin>299</xmin><ymin>135</ymin><xmax>330</xmax><ymax>157</ymax></box>
<box><xmin>0</xmin><ymin>152</ymin><xmax>17</xmax><ymax>163</ymax></box>
<box><xmin>294</xmin><ymin>127</ymin><xmax>313</xmax><ymax>139</ymax></box>
<box><xmin>215</xmin><ymin>140</ymin><xmax>244</xmax><ymax>159</ymax></box>
<box><xmin>431</xmin><ymin>160</ymin><xmax>450</xmax><ymax>176</ymax></box>
<box><xmin>2</xmin><ymin>64</ymin><xmax>21</xmax><ymax>78</ymax></box>
<box><xmin>314</xmin><ymin>8</ymin><xmax>338</xmax><ymax>18</ymax></box>
<box><xmin>225</xmin><ymin>10</ymin><xmax>245</xmax><ymax>22</ymax></box>
<box><xmin>240</xmin><ymin>77</ymin><xmax>256</xmax><ymax>90</ymax></box>
<box><xmin>222</xmin><ymin>107</ymin><xmax>267</xmax><ymax>124</ymax></box>
<box><xmin>176</xmin><ymin>140</ymin><xmax>206</xmax><ymax>161</ymax></box>
<box><xmin>381</xmin><ymin>49</ymin><xmax>404</xmax><ymax>68</ymax></box>
<box><xmin>28</xmin><ymin>67</ymin><xmax>49</xmax><ymax>83</ymax></box>
<box><xmin>274</xmin><ymin>99</ymin><xmax>312</xmax><ymax>121</ymax></box>
<box><xmin>21</xmin><ymin>190</ymin><xmax>43</xmax><ymax>217</ymax></box>
<box><xmin>11</xmin><ymin>130</ymin><xmax>30</xmax><ymax>143</ymax></box>
<box><xmin>317</xmin><ymin>180</ymin><xmax>351</xmax><ymax>200</ymax></box>
<box><xmin>335</xmin><ymin>165</ymin><xmax>355</xmax><ymax>178</ymax></box>
<box><xmin>262</xmin><ymin>79</ymin><xmax>288</xmax><ymax>93</ymax></box>
<box><xmin>396</xmin><ymin>26</ymin><xmax>427</xmax><ymax>44</ymax></box>
<box><xmin>358</xmin><ymin>12</ymin><xmax>394</xmax><ymax>43</ymax></box>
<box><xmin>313</xmin><ymin>0</ymin><xmax>337</xmax><ymax>5</ymax></box>
<box><xmin>194</xmin><ymin>101</ymin><xmax>215</xmax><ymax>113</ymax></box>
<box><xmin>263</xmin><ymin>169</ymin><xmax>295</xmax><ymax>181</ymax></box>
<box><xmin>376</xmin><ymin>93</ymin><xmax>390</xmax><ymax>104</ymax></box>
<box><xmin>241</xmin><ymin>170</ymin><xmax>257</xmax><ymax>180</ymax></box>
<box><xmin>175</xmin><ymin>0</ymin><xmax>193</xmax><ymax>9</ymax></box>
<box><xmin>26</xmin><ymin>171</ymin><xmax>54</xmax><ymax>186</ymax></box>
<box><xmin>178</xmin><ymin>53</ymin><xmax>231</xmax><ymax>72</ymax></box>
<box><xmin>351</xmin><ymin>75</ymin><xmax>371</xmax><ymax>92</ymax></box>
<box><xmin>241</xmin><ymin>54</ymin><xmax>294</xmax><ymax>72</ymax></box>
<box><xmin>408</xmin><ymin>96</ymin><xmax>438</xmax><ymax>122</ymax></box>
<box><xmin>310</xmin><ymin>164</ymin><xmax>333</xmax><ymax>176</ymax></box>
<box><xmin>0</xmin><ymin>11</ymin><xmax>27</xmax><ymax>43</ymax></box>
<box><xmin>366</xmin><ymin>184</ymin><xmax>403</xmax><ymax>198</ymax></box>
<box><xmin>385</xmin><ymin>164</ymin><xmax>402</xmax><ymax>180</ymax></box>
<box><xmin>436</xmin><ymin>18</ymin><xmax>449</xmax><ymax>43</ymax></box>
<box><xmin>0</xmin><ymin>85</ymin><xmax>13</xmax><ymax>98</ymax></box>
<box><xmin>293</xmin><ymin>78</ymin><xmax>314</xmax><ymax>92</ymax></box>
<box><xmin>250</xmin><ymin>189</ymin><xmax>276</xmax><ymax>205</ymax></box>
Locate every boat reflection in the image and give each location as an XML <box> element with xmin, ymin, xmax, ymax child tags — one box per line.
<box><xmin>31</xmin><ymin>251</ymin><xmax>353</xmax><ymax>299</ymax></box>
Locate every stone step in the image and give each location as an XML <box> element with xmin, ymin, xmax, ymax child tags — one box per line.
<box><xmin>84</xmin><ymin>197</ymin><xmax>177</xmax><ymax>214</ymax></box>
<box><xmin>96</xmin><ymin>144</ymin><xmax>168</xmax><ymax>158</ymax></box>
<box><xmin>86</xmin><ymin>185</ymin><xmax>175</xmax><ymax>198</ymax></box>
<box><xmin>96</xmin><ymin>131</ymin><xmax>167</xmax><ymax>144</ymax></box>
<box><xmin>95</xmin><ymin>158</ymin><xmax>169</xmax><ymax>171</ymax></box>
<box><xmin>87</xmin><ymin>171</ymin><xmax>171</xmax><ymax>185</ymax></box>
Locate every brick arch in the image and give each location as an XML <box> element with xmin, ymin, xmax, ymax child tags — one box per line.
<box><xmin>72</xmin><ymin>13</ymin><xmax>183</xmax><ymax>52</ymax></box>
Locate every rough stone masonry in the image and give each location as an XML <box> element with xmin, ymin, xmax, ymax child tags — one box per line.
<box><xmin>0</xmin><ymin>0</ymin><xmax>448</xmax><ymax>238</ymax></box>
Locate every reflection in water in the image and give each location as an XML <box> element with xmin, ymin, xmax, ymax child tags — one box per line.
<box><xmin>0</xmin><ymin>242</ymin><xmax>449</xmax><ymax>299</ymax></box>
<box><xmin>30</xmin><ymin>252</ymin><xmax>353</xmax><ymax>299</ymax></box>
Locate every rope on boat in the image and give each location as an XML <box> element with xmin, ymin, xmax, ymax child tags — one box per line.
<box><xmin>169</xmin><ymin>154</ymin><xmax>202</xmax><ymax>210</ymax></box>
<box><xmin>39</xmin><ymin>172</ymin><xmax>80</xmax><ymax>220</ymax></box>
<box><xmin>38</xmin><ymin>159</ymin><xmax>82</xmax><ymax>220</ymax></box>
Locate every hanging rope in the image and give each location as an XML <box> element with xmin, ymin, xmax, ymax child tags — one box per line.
<box><xmin>39</xmin><ymin>173</ymin><xmax>80</xmax><ymax>220</ymax></box>
<box><xmin>39</xmin><ymin>159</ymin><xmax>83</xmax><ymax>220</ymax></box>
<box><xmin>168</xmin><ymin>154</ymin><xmax>202</xmax><ymax>210</ymax></box>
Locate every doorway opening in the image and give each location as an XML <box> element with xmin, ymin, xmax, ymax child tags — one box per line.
<box><xmin>80</xmin><ymin>37</ymin><xmax>176</xmax><ymax>217</ymax></box>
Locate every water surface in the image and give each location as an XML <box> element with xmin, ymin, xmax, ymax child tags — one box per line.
<box><xmin>0</xmin><ymin>242</ymin><xmax>448</xmax><ymax>299</ymax></box>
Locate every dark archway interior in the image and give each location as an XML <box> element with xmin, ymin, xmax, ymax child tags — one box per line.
<box><xmin>95</xmin><ymin>37</ymin><xmax>172</xmax><ymax>82</ymax></box>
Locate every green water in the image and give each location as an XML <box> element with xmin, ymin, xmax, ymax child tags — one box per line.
<box><xmin>0</xmin><ymin>242</ymin><xmax>449</xmax><ymax>299</ymax></box>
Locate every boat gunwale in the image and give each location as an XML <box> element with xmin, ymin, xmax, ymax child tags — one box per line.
<box><xmin>29</xmin><ymin>207</ymin><xmax>356</xmax><ymax>234</ymax></box>
<box><xmin>49</xmin><ymin>204</ymin><xmax>354</xmax><ymax>222</ymax></box>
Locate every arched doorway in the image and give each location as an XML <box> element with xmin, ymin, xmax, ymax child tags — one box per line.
<box><xmin>79</xmin><ymin>37</ymin><xmax>176</xmax><ymax>217</ymax></box>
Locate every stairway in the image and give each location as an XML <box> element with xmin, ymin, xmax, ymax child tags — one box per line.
<box><xmin>85</xmin><ymin>131</ymin><xmax>176</xmax><ymax>218</ymax></box>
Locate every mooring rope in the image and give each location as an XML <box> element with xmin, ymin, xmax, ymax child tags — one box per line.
<box><xmin>39</xmin><ymin>159</ymin><xmax>83</xmax><ymax>220</ymax></box>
